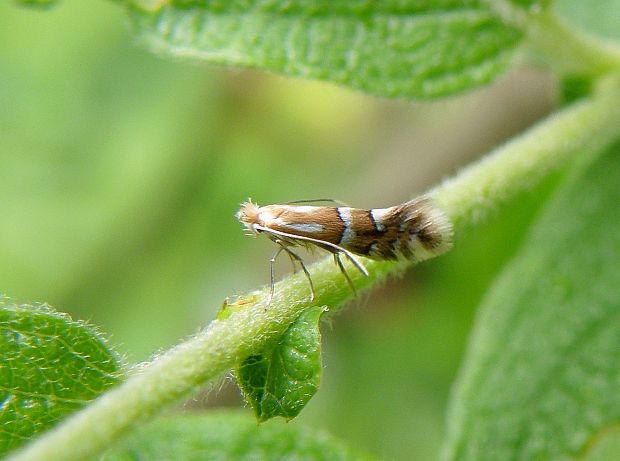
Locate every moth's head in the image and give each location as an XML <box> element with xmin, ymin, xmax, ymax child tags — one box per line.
<box><xmin>236</xmin><ymin>200</ymin><xmax>261</xmax><ymax>235</ymax></box>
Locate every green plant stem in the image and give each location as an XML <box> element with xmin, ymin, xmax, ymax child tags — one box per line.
<box><xmin>526</xmin><ymin>12</ymin><xmax>620</xmax><ymax>77</ymax></box>
<box><xmin>432</xmin><ymin>75</ymin><xmax>620</xmax><ymax>230</ymax></box>
<box><xmin>483</xmin><ymin>1</ymin><xmax>620</xmax><ymax>76</ymax></box>
<box><xmin>9</xmin><ymin>76</ymin><xmax>620</xmax><ymax>461</ymax></box>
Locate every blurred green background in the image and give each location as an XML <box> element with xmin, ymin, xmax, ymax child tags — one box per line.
<box><xmin>1</xmin><ymin>1</ymin><xmax>563</xmax><ymax>459</ymax></box>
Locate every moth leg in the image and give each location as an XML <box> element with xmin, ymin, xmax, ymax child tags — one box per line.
<box><xmin>286</xmin><ymin>250</ymin><xmax>299</xmax><ymax>273</ymax></box>
<box><xmin>342</xmin><ymin>252</ymin><xmax>369</xmax><ymax>277</ymax></box>
<box><xmin>267</xmin><ymin>246</ymin><xmax>285</xmax><ymax>306</ymax></box>
<box><xmin>278</xmin><ymin>244</ymin><xmax>315</xmax><ymax>302</ymax></box>
<box><xmin>317</xmin><ymin>242</ymin><xmax>368</xmax><ymax>277</ymax></box>
<box><xmin>272</xmin><ymin>238</ymin><xmax>298</xmax><ymax>273</ymax></box>
<box><xmin>334</xmin><ymin>253</ymin><xmax>357</xmax><ymax>295</ymax></box>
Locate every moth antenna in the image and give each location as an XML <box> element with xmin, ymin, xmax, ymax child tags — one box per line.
<box><xmin>286</xmin><ymin>198</ymin><xmax>350</xmax><ymax>207</ymax></box>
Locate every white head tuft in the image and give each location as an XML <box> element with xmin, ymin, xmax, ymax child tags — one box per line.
<box><xmin>236</xmin><ymin>200</ymin><xmax>261</xmax><ymax>234</ymax></box>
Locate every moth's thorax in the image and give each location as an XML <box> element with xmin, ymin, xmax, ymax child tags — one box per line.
<box><xmin>254</xmin><ymin>205</ymin><xmax>292</xmax><ymax>228</ymax></box>
<box><xmin>237</xmin><ymin>202</ymin><xmax>319</xmax><ymax>234</ymax></box>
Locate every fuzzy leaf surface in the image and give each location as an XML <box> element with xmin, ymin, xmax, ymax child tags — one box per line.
<box><xmin>236</xmin><ymin>306</ymin><xmax>324</xmax><ymax>422</ymax></box>
<box><xmin>0</xmin><ymin>302</ymin><xmax>123</xmax><ymax>456</ymax></box>
<box><xmin>128</xmin><ymin>0</ymin><xmax>522</xmax><ymax>99</ymax></box>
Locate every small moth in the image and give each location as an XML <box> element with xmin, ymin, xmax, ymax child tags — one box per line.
<box><xmin>237</xmin><ymin>197</ymin><xmax>453</xmax><ymax>304</ymax></box>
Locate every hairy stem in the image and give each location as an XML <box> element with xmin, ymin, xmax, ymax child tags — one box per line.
<box><xmin>9</xmin><ymin>76</ymin><xmax>620</xmax><ymax>461</ymax></box>
<box><xmin>525</xmin><ymin>11</ymin><xmax>620</xmax><ymax>77</ymax></box>
<box><xmin>432</xmin><ymin>76</ymin><xmax>620</xmax><ymax>229</ymax></box>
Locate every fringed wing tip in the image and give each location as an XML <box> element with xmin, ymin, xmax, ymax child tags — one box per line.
<box><xmin>404</xmin><ymin>196</ymin><xmax>454</xmax><ymax>256</ymax></box>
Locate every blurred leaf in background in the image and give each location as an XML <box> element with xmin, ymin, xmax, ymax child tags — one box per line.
<box><xmin>101</xmin><ymin>412</ymin><xmax>377</xmax><ymax>461</ymax></box>
<box><xmin>443</xmin><ymin>141</ymin><xmax>620</xmax><ymax>461</ymax></box>
<box><xmin>554</xmin><ymin>0</ymin><xmax>620</xmax><ymax>41</ymax></box>
<box><xmin>0</xmin><ymin>0</ymin><xmax>567</xmax><ymax>459</ymax></box>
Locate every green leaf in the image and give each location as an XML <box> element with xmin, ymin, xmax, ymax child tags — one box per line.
<box><xmin>508</xmin><ymin>0</ymin><xmax>551</xmax><ymax>9</ymax></box>
<box><xmin>101</xmin><ymin>411</ymin><xmax>377</xmax><ymax>461</ymax></box>
<box><xmin>0</xmin><ymin>300</ymin><xmax>123</xmax><ymax>456</ymax></box>
<box><xmin>554</xmin><ymin>0</ymin><xmax>620</xmax><ymax>41</ymax></box>
<box><xmin>236</xmin><ymin>306</ymin><xmax>325</xmax><ymax>422</ymax></box>
<box><xmin>560</xmin><ymin>74</ymin><xmax>594</xmax><ymax>103</ymax></box>
<box><xmin>12</xmin><ymin>0</ymin><xmax>60</xmax><ymax>8</ymax></box>
<box><xmin>581</xmin><ymin>429</ymin><xmax>620</xmax><ymax>461</ymax></box>
<box><xmin>442</xmin><ymin>141</ymin><xmax>620</xmax><ymax>460</ymax></box>
<box><xmin>127</xmin><ymin>0</ymin><xmax>522</xmax><ymax>99</ymax></box>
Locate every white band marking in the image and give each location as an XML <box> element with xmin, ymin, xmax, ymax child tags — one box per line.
<box><xmin>338</xmin><ymin>208</ymin><xmax>356</xmax><ymax>245</ymax></box>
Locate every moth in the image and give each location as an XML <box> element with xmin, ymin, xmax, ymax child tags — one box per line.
<box><xmin>237</xmin><ymin>196</ymin><xmax>453</xmax><ymax>304</ymax></box>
